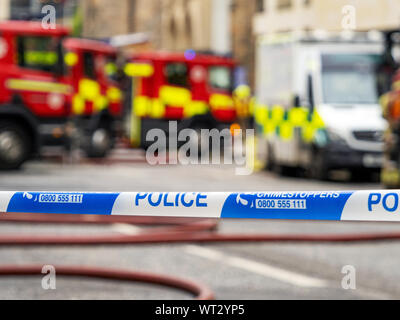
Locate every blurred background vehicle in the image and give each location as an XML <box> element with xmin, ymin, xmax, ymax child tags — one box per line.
<box><xmin>2</xmin><ymin>0</ymin><xmax>400</xmax><ymax>184</ymax></box>
<box><xmin>254</xmin><ymin>32</ymin><xmax>386</xmax><ymax>180</ymax></box>
<box><xmin>124</xmin><ymin>51</ymin><xmax>251</xmax><ymax>149</ymax></box>
<box><xmin>63</xmin><ymin>37</ymin><xmax>122</xmax><ymax>158</ymax></box>
<box><xmin>0</xmin><ymin>21</ymin><xmax>69</xmax><ymax>169</ymax></box>
<box><xmin>0</xmin><ymin>21</ymin><xmax>122</xmax><ymax>169</ymax></box>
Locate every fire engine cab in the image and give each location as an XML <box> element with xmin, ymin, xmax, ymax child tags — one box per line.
<box><xmin>0</xmin><ymin>21</ymin><xmax>69</xmax><ymax>169</ymax></box>
<box><xmin>0</xmin><ymin>21</ymin><xmax>122</xmax><ymax>169</ymax></box>
<box><xmin>124</xmin><ymin>51</ymin><xmax>250</xmax><ymax>148</ymax></box>
<box><xmin>63</xmin><ymin>38</ymin><xmax>122</xmax><ymax>158</ymax></box>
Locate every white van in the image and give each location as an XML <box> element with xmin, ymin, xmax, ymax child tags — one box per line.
<box><xmin>255</xmin><ymin>32</ymin><xmax>386</xmax><ymax>179</ymax></box>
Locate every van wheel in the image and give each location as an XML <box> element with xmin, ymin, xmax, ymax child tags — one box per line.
<box><xmin>310</xmin><ymin>149</ymin><xmax>329</xmax><ymax>180</ymax></box>
<box><xmin>0</xmin><ymin>120</ymin><xmax>30</xmax><ymax>170</ymax></box>
<box><xmin>351</xmin><ymin>168</ymin><xmax>377</xmax><ymax>182</ymax></box>
<box><xmin>266</xmin><ymin>144</ymin><xmax>275</xmax><ymax>171</ymax></box>
<box><xmin>267</xmin><ymin>145</ymin><xmax>297</xmax><ymax>176</ymax></box>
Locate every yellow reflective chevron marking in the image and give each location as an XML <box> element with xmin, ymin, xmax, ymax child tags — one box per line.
<box><xmin>254</xmin><ymin>103</ymin><xmax>273</xmax><ymax>135</ymax></box>
<box><xmin>107</xmin><ymin>87</ymin><xmax>122</xmax><ymax>102</ymax></box>
<box><xmin>125</xmin><ymin>63</ymin><xmax>154</xmax><ymax>77</ymax></box>
<box><xmin>64</xmin><ymin>52</ymin><xmax>78</xmax><ymax>66</ymax></box>
<box><xmin>105</xmin><ymin>62</ymin><xmax>117</xmax><ymax>76</ymax></box>
<box><xmin>186</xmin><ymin>100</ymin><xmax>208</xmax><ymax>117</ymax></box>
<box><xmin>264</xmin><ymin>121</ymin><xmax>275</xmax><ymax>135</ymax></box>
<box><xmin>130</xmin><ymin>79</ymin><xmax>142</xmax><ymax>147</ymax></box>
<box><xmin>79</xmin><ymin>79</ymin><xmax>100</xmax><ymax>100</ymax></box>
<box><xmin>271</xmin><ymin>105</ymin><xmax>284</xmax><ymax>122</ymax></box>
<box><xmin>302</xmin><ymin>111</ymin><xmax>326</xmax><ymax>142</ymax></box>
<box><xmin>311</xmin><ymin>111</ymin><xmax>324</xmax><ymax>128</ymax></box>
<box><xmin>133</xmin><ymin>86</ymin><xmax>238</xmax><ymax>119</ymax></box>
<box><xmin>133</xmin><ymin>95</ymin><xmax>209</xmax><ymax>119</ymax></box>
<box><xmin>253</xmin><ymin>101</ymin><xmax>325</xmax><ymax>143</ymax></box>
<box><xmin>72</xmin><ymin>94</ymin><xmax>85</xmax><ymax>115</ymax></box>
<box><xmin>94</xmin><ymin>95</ymin><xmax>108</xmax><ymax>112</ymax></box>
<box><xmin>151</xmin><ymin>99</ymin><xmax>165</xmax><ymax>118</ymax></box>
<box><xmin>209</xmin><ymin>93</ymin><xmax>234</xmax><ymax>110</ymax></box>
<box><xmin>302</xmin><ymin>124</ymin><xmax>315</xmax><ymax>143</ymax></box>
<box><xmin>134</xmin><ymin>96</ymin><xmax>151</xmax><ymax>117</ymax></box>
<box><xmin>280</xmin><ymin>122</ymin><xmax>293</xmax><ymax>140</ymax></box>
<box><xmin>72</xmin><ymin>79</ymin><xmax>118</xmax><ymax>115</ymax></box>
<box><xmin>160</xmin><ymin>86</ymin><xmax>191</xmax><ymax>106</ymax></box>
<box><xmin>254</xmin><ymin>104</ymin><xmax>268</xmax><ymax>124</ymax></box>
<box><xmin>288</xmin><ymin>107</ymin><xmax>307</xmax><ymax>126</ymax></box>
<box><xmin>6</xmin><ymin>79</ymin><xmax>72</xmax><ymax>94</ymax></box>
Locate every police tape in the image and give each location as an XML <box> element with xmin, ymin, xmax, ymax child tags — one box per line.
<box><xmin>1</xmin><ymin>190</ymin><xmax>400</xmax><ymax>222</ymax></box>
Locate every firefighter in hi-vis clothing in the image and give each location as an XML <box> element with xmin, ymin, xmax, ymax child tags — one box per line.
<box><xmin>381</xmin><ymin>70</ymin><xmax>400</xmax><ymax>187</ymax></box>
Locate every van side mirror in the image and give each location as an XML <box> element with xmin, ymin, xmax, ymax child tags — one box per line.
<box><xmin>307</xmin><ymin>74</ymin><xmax>315</xmax><ymax>113</ymax></box>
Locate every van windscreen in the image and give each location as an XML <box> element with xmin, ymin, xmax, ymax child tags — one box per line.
<box><xmin>321</xmin><ymin>54</ymin><xmax>380</xmax><ymax>105</ymax></box>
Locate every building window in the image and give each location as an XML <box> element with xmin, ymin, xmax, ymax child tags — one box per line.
<box><xmin>256</xmin><ymin>0</ymin><xmax>264</xmax><ymax>13</ymax></box>
<box><xmin>11</xmin><ymin>0</ymin><xmax>68</xmax><ymax>20</ymax></box>
<box><xmin>277</xmin><ymin>0</ymin><xmax>292</xmax><ymax>10</ymax></box>
<box><xmin>165</xmin><ymin>63</ymin><xmax>189</xmax><ymax>88</ymax></box>
<box><xmin>11</xmin><ymin>0</ymin><xmax>31</xmax><ymax>20</ymax></box>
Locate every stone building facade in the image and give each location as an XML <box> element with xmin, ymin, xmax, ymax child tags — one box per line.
<box><xmin>253</xmin><ymin>0</ymin><xmax>400</xmax><ymax>36</ymax></box>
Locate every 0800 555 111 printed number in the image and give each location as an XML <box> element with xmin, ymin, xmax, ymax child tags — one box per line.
<box><xmin>38</xmin><ymin>193</ymin><xmax>83</xmax><ymax>204</ymax></box>
<box><xmin>255</xmin><ymin>199</ymin><xmax>306</xmax><ymax>209</ymax></box>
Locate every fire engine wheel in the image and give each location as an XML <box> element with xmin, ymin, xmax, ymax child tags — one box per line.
<box><xmin>0</xmin><ymin>120</ymin><xmax>30</xmax><ymax>170</ymax></box>
<box><xmin>191</xmin><ymin>126</ymin><xmax>211</xmax><ymax>157</ymax></box>
<box><xmin>180</xmin><ymin>123</ymin><xmax>213</xmax><ymax>158</ymax></box>
<box><xmin>85</xmin><ymin>127</ymin><xmax>113</xmax><ymax>159</ymax></box>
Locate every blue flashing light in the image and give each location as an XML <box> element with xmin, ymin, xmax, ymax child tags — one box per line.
<box><xmin>184</xmin><ymin>49</ymin><xmax>196</xmax><ymax>60</ymax></box>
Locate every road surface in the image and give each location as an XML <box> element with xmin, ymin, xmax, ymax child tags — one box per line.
<box><xmin>0</xmin><ymin>154</ymin><xmax>399</xmax><ymax>300</ymax></box>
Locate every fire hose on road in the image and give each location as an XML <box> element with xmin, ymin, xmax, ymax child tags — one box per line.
<box><xmin>1</xmin><ymin>190</ymin><xmax>400</xmax><ymax>299</ymax></box>
<box><xmin>0</xmin><ymin>214</ymin><xmax>218</xmax><ymax>300</ymax></box>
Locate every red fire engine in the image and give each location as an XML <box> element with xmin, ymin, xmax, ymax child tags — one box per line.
<box><xmin>63</xmin><ymin>38</ymin><xmax>122</xmax><ymax>157</ymax></box>
<box><xmin>124</xmin><ymin>51</ymin><xmax>250</xmax><ymax>148</ymax></box>
<box><xmin>0</xmin><ymin>21</ymin><xmax>122</xmax><ymax>169</ymax></box>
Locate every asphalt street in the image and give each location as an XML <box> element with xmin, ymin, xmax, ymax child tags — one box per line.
<box><xmin>0</xmin><ymin>153</ymin><xmax>399</xmax><ymax>300</ymax></box>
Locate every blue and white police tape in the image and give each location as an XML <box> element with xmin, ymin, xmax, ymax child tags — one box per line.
<box><xmin>1</xmin><ymin>190</ymin><xmax>400</xmax><ymax>221</ymax></box>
